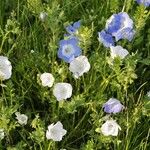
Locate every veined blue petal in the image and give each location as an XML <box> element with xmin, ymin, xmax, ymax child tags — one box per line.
<box><xmin>103</xmin><ymin>98</ymin><xmax>124</xmax><ymax>114</ymax></box>
<box><xmin>73</xmin><ymin>20</ymin><xmax>81</xmax><ymax>29</ymax></box>
<box><xmin>98</xmin><ymin>30</ymin><xmax>115</xmax><ymax>47</ymax></box>
<box><xmin>105</xmin><ymin>12</ymin><xmax>135</xmax><ymax>41</ymax></box>
<box><xmin>106</xmin><ymin>14</ymin><xmax>122</xmax><ymax>34</ymax></box>
<box><xmin>65</xmin><ymin>20</ymin><xmax>81</xmax><ymax>34</ymax></box>
<box><xmin>114</xmin><ymin>28</ymin><xmax>135</xmax><ymax>41</ymax></box>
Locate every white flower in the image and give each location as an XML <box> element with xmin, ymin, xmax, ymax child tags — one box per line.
<box><xmin>53</xmin><ymin>83</ymin><xmax>72</xmax><ymax>101</ymax></box>
<box><xmin>101</xmin><ymin>119</ymin><xmax>121</xmax><ymax>136</ymax></box>
<box><xmin>69</xmin><ymin>55</ymin><xmax>90</xmax><ymax>78</ymax></box>
<box><xmin>110</xmin><ymin>46</ymin><xmax>129</xmax><ymax>59</ymax></box>
<box><xmin>39</xmin><ymin>12</ymin><xmax>48</xmax><ymax>21</ymax></box>
<box><xmin>0</xmin><ymin>56</ymin><xmax>12</xmax><ymax>80</ymax></box>
<box><xmin>40</xmin><ymin>73</ymin><xmax>55</xmax><ymax>87</ymax></box>
<box><xmin>15</xmin><ymin>112</ymin><xmax>28</xmax><ymax>125</ymax></box>
<box><xmin>46</xmin><ymin>121</ymin><xmax>67</xmax><ymax>141</ymax></box>
<box><xmin>30</xmin><ymin>50</ymin><xmax>35</xmax><ymax>53</ymax></box>
<box><xmin>0</xmin><ymin>129</ymin><xmax>4</xmax><ymax>140</ymax></box>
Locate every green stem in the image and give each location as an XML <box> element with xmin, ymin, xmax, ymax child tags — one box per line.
<box><xmin>62</xmin><ymin>107</ymin><xmax>90</xmax><ymax>146</ymax></box>
<box><xmin>0</xmin><ymin>31</ymin><xmax>10</xmax><ymax>53</ymax></box>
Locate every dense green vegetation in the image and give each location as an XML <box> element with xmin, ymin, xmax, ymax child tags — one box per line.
<box><xmin>0</xmin><ymin>0</ymin><xmax>150</xmax><ymax>149</ymax></box>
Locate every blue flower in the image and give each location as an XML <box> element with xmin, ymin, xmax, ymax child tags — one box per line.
<box><xmin>58</xmin><ymin>38</ymin><xmax>81</xmax><ymax>63</ymax></box>
<box><xmin>66</xmin><ymin>20</ymin><xmax>81</xmax><ymax>34</ymax></box>
<box><xmin>105</xmin><ymin>14</ymin><xmax>123</xmax><ymax>34</ymax></box>
<box><xmin>114</xmin><ymin>28</ymin><xmax>135</xmax><ymax>42</ymax></box>
<box><xmin>136</xmin><ymin>0</ymin><xmax>150</xmax><ymax>7</ymax></box>
<box><xmin>98</xmin><ymin>30</ymin><xmax>115</xmax><ymax>47</ymax></box>
<box><xmin>103</xmin><ymin>98</ymin><xmax>124</xmax><ymax>114</ymax></box>
<box><xmin>105</xmin><ymin>12</ymin><xmax>135</xmax><ymax>41</ymax></box>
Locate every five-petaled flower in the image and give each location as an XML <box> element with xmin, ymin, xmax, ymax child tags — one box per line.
<box><xmin>103</xmin><ymin>98</ymin><xmax>124</xmax><ymax>114</ymax></box>
<box><xmin>101</xmin><ymin>119</ymin><xmax>121</xmax><ymax>136</ymax></box>
<box><xmin>106</xmin><ymin>12</ymin><xmax>135</xmax><ymax>41</ymax></box>
<box><xmin>0</xmin><ymin>56</ymin><xmax>12</xmax><ymax>81</ymax></box>
<box><xmin>69</xmin><ymin>55</ymin><xmax>90</xmax><ymax>78</ymax></box>
<box><xmin>110</xmin><ymin>46</ymin><xmax>129</xmax><ymax>59</ymax></box>
<box><xmin>98</xmin><ymin>30</ymin><xmax>115</xmax><ymax>48</ymax></box>
<box><xmin>136</xmin><ymin>0</ymin><xmax>150</xmax><ymax>7</ymax></box>
<box><xmin>58</xmin><ymin>38</ymin><xmax>82</xmax><ymax>63</ymax></box>
<box><xmin>15</xmin><ymin>112</ymin><xmax>28</xmax><ymax>125</ymax></box>
<box><xmin>46</xmin><ymin>121</ymin><xmax>67</xmax><ymax>141</ymax></box>
<box><xmin>53</xmin><ymin>83</ymin><xmax>73</xmax><ymax>101</ymax></box>
<box><xmin>66</xmin><ymin>20</ymin><xmax>81</xmax><ymax>35</ymax></box>
<box><xmin>40</xmin><ymin>73</ymin><xmax>55</xmax><ymax>87</ymax></box>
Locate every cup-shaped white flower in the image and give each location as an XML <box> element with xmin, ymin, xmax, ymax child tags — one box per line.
<box><xmin>40</xmin><ymin>73</ymin><xmax>55</xmax><ymax>87</ymax></box>
<box><xmin>110</xmin><ymin>46</ymin><xmax>129</xmax><ymax>59</ymax></box>
<box><xmin>46</xmin><ymin>121</ymin><xmax>67</xmax><ymax>141</ymax></box>
<box><xmin>0</xmin><ymin>56</ymin><xmax>12</xmax><ymax>80</ymax></box>
<box><xmin>53</xmin><ymin>83</ymin><xmax>72</xmax><ymax>101</ymax></box>
<box><xmin>101</xmin><ymin>119</ymin><xmax>121</xmax><ymax>136</ymax></box>
<box><xmin>15</xmin><ymin>112</ymin><xmax>28</xmax><ymax>125</ymax></box>
<box><xmin>69</xmin><ymin>55</ymin><xmax>90</xmax><ymax>78</ymax></box>
<box><xmin>0</xmin><ymin>128</ymin><xmax>4</xmax><ymax>140</ymax></box>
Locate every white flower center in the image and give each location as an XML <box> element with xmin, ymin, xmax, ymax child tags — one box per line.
<box><xmin>62</xmin><ymin>45</ymin><xmax>74</xmax><ymax>57</ymax></box>
<box><xmin>108</xmin><ymin>124</ymin><xmax>114</xmax><ymax>130</ymax></box>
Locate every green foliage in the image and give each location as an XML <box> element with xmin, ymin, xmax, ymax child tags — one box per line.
<box><xmin>0</xmin><ymin>0</ymin><xmax>150</xmax><ymax>150</ymax></box>
<box><xmin>27</xmin><ymin>0</ymin><xmax>43</xmax><ymax>14</ymax></box>
<box><xmin>0</xmin><ymin>11</ymin><xmax>21</xmax><ymax>54</ymax></box>
<box><xmin>142</xmin><ymin>95</ymin><xmax>150</xmax><ymax>117</ymax></box>
<box><xmin>109</xmin><ymin>0</ymin><xmax>120</xmax><ymax>13</ymax></box>
<box><xmin>30</xmin><ymin>114</ymin><xmax>45</xmax><ymax>143</ymax></box>
<box><xmin>77</xmin><ymin>25</ymin><xmax>93</xmax><ymax>54</ymax></box>
<box><xmin>134</xmin><ymin>5</ymin><xmax>150</xmax><ymax>32</ymax></box>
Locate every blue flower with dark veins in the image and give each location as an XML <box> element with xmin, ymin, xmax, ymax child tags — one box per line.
<box><xmin>105</xmin><ymin>14</ymin><xmax>123</xmax><ymax>34</ymax></box>
<box><xmin>136</xmin><ymin>0</ymin><xmax>150</xmax><ymax>7</ymax></box>
<box><xmin>58</xmin><ymin>38</ymin><xmax>82</xmax><ymax>63</ymax></box>
<box><xmin>114</xmin><ymin>28</ymin><xmax>136</xmax><ymax>42</ymax></box>
<box><xmin>103</xmin><ymin>98</ymin><xmax>124</xmax><ymax>114</ymax></box>
<box><xmin>66</xmin><ymin>20</ymin><xmax>81</xmax><ymax>34</ymax></box>
<box><xmin>98</xmin><ymin>30</ymin><xmax>115</xmax><ymax>47</ymax></box>
<box><xmin>105</xmin><ymin>12</ymin><xmax>135</xmax><ymax>41</ymax></box>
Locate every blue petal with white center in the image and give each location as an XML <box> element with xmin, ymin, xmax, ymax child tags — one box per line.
<box><xmin>98</xmin><ymin>30</ymin><xmax>115</xmax><ymax>48</ymax></box>
<box><xmin>66</xmin><ymin>20</ymin><xmax>81</xmax><ymax>34</ymax></box>
<box><xmin>136</xmin><ymin>0</ymin><xmax>150</xmax><ymax>7</ymax></box>
<box><xmin>58</xmin><ymin>38</ymin><xmax>82</xmax><ymax>63</ymax></box>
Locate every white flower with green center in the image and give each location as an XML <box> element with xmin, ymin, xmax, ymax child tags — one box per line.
<box><xmin>15</xmin><ymin>112</ymin><xmax>28</xmax><ymax>125</ymax></box>
<box><xmin>40</xmin><ymin>73</ymin><xmax>54</xmax><ymax>87</ymax></box>
<box><xmin>46</xmin><ymin>121</ymin><xmax>67</xmax><ymax>141</ymax></box>
<box><xmin>0</xmin><ymin>129</ymin><xmax>4</xmax><ymax>140</ymax></box>
<box><xmin>53</xmin><ymin>83</ymin><xmax>72</xmax><ymax>101</ymax></box>
<box><xmin>110</xmin><ymin>46</ymin><xmax>129</xmax><ymax>59</ymax></box>
<box><xmin>101</xmin><ymin>119</ymin><xmax>121</xmax><ymax>136</ymax></box>
<box><xmin>69</xmin><ymin>55</ymin><xmax>90</xmax><ymax>78</ymax></box>
<box><xmin>0</xmin><ymin>56</ymin><xmax>12</xmax><ymax>80</ymax></box>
